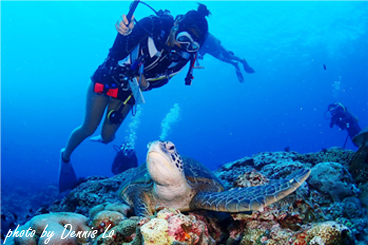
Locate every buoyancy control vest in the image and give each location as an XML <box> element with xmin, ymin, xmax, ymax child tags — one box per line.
<box><xmin>91</xmin><ymin>10</ymin><xmax>197</xmax><ymax>100</ymax></box>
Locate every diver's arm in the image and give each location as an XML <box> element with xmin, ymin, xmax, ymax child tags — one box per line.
<box><xmin>109</xmin><ymin>17</ymin><xmax>154</xmax><ymax>64</ymax></box>
<box><xmin>344</xmin><ymin>110</ymin><xmax>360</xmax><ymax>123</ymax></box>
<box><xmin>136</xmin><ymin>74</ymin><xmax>149</xmax><ymax>90</ymax></box>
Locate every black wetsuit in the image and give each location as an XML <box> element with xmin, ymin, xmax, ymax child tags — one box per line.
<box><xmin>197</xmin><ymin>33</ymin><xmax>254</xmax><ymax>83</ymax></box>
<box><xmin>92</xmin><ymin>15</ymin><xmax>191</xmax><ymax>101</ymax></box>
<box><xmin>111</xmin><ymin>146</ymin><xmax>138</xmax><ymax>175</ymax></box>
<box><xmin>330</xmin><ymin>107</ymin><xmax>361</xmax><ymax>146</ymax></box>
<box><xmin>198</xmin><ymin>33</ymin><xmax>231</xmax><ymax>61</ymax></box>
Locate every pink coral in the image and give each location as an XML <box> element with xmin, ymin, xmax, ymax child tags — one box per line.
<box><xmin>145</xmin><ymin>208</ymin><xmax>215</xmax><ymax>245</ymax></box>
<box><xmin>90</xmin><ymin>210</ymin><xmax>125</xmax><ymax>234</ymax></box>
<box><xmin>191</xmin><ymin>212</ymin><xmax>225</xmax><ymax>243</ymax></box>
<box><xmin>167</xmin><ymin>214</ymin><xmax>193</xmax><ymax>242</ymax></box>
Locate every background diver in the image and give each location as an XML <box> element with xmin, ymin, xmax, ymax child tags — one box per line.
<box><xmin>326</xmin><ymin>102</ymin><xmax>362</xmax><ymax>148</ymax></box>
<box><xmin>196</xmin><ymin>32</ymin><xmax>255</xmax><ymax>83</ymax></box>
<box><xmin>111</xmin><ymin>142</ymin><xmax>138</xmax><ymax>175</ymax></box>
<box><xmin>58</xmin><ymin>3</ymin><xmax>210</xmax><ymax>192</ymax></box>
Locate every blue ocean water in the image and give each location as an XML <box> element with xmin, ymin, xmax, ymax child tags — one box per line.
<box><xmin>1</xmin><ymin>1</ymin><xmax>367</xmax><ymax>201</ymax></box>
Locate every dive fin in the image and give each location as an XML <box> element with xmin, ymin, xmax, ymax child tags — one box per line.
<box><xmin>235</xmin><ymin>65</ymin><xmax>245</xmax><ymax>83</ymax></box>
<box><xmin>90</xmin><ymin>135</ymin><xmax>109</xmax><ymax>144</ymax></box>
<box><xmin>244</xmin><ymin>66</ymin><xmax>255</xmax><ymax>74</ymax></box>
<box><xmin>58</xmin><ymin>149</ymin><xmax>78</xmax><ymax>193</ymax></box>
<box><xmin>242</xmin><ymin>60</ymin><xmax>255</xmax><ymax>74</ymax></box>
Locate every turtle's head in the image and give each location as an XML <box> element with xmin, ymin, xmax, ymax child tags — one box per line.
<box><xmin>146</xmin><ymin>141</ymin><xmax>184</xmax><ymax>185</ymax></box>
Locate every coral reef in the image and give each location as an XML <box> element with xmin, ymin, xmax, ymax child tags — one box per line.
<box><xmin>88</xmin><ymin>208</ymin><xmax>216</xmax><ymax>245</ymax></box>
<box><xmin>214</xmin><ymin>148</ymin><xmax>366</xmax><ymax>243</ymax></box>
<box><xmin>93</xmin><ymin>218</ymin><xmax>141</xmax><ymax>245</ymax></box>
<box><xmin>298</xmin><ymin>221</ymin><xmax>354</xmax><ymax>245</ymax></box>
<box><xmin>90</xmin><ymin>210</ymin><xmax>125</xmax><ymax>233</ymax></box>
<box><xmin>5</xmin><ymin>147</ymin><xmax>368</xmax><ymax>244</ymax></box>
<box><xmin>1</xmin><ymin>184</ymin><xmax>59</xmax><ymax>225</ymax></box>
<box><xmin>230</xmin><ymin>210</ymin><xmax>354</xmax><ymax>244</ymax></box>
<box><xmin>141</xmin><ymin>208</ymin><xmax>215</xmax><ymax>245</ymax></box>
<box><xmin>252</xmin><ymin>151</ymin><xmax>303</xmax><ymax>169</ymax></box>
<box><xmin>359</xmin><ymin>183</ymin><xmax>368</xmax><ymax>209</ymax></box>
<box><xmin>140</xmin><ymin>217</ymin><xmax>170</xmax><ymax>244</ymax></box>
<box><xmin>308</xmin><ymin>162</ymin><xmax>358</xmax><ymax>202</ymax></box>
<box><xmin>48</xmin><ymin>169</ymin><xmax>136</xmax><ymax>216</ymax></box>
<box><xmin>234</xmin><ymin>169</ymin><xmax>269</xmax><ymax>187</ymax></box>
<box><xmin>9</xmin><ymin>212</ymin><xmax>90</xmax><ymax>245</ymax></box>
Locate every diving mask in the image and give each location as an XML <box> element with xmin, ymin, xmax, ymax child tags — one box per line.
<box><xmin>175</xmin><ymin>31</ymin><xmax>200</xmax><ymax>53</ymax></box>
<box><xmin>328</xmin><ymin>102</ymin><xmax>345</xmax><ymax>113</ymax></box>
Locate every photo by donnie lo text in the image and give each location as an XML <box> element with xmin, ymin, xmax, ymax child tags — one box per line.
<box><xmin>3</xmin><ymin>223</ymin><xmax>115</xmax><ymax>244</ymax></box>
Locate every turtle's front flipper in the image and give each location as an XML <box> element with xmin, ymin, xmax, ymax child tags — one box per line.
<box><xmin>123</xmin><ymin>186</ymin><xmax>156</xmax><ymax>217</ymax></box>
<box><xmin>190</xmin><ymin>168</ymin><xmax>310</xmax><ymax>213</ymax></box>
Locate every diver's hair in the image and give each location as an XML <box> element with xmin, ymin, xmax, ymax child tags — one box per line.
<box><xmin>197</xmin><ymin>3</ymin><xmax>211</xmax><ymax>17</ymax></box>
<box><xmin>178</xmin><ymin>3</ymin><xmax>210</xmax><ymax>45</ymax></box>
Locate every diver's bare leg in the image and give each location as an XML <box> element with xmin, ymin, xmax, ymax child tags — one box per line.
<box><xmin>62</xmin><ymin>81</ymin><xmax>110</xmax><ymax>161</ymax></box>
<box><xmin>100</xmin><ymin>98</ymin><xmax>133</xmax><ymax>143</ymax></box>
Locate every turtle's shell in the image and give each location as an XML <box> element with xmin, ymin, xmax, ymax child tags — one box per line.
<box><xmin>182</xmin><ymin>156</ymin><xmax>225</xmax><ymax>193</ymax></box>
<box><xmin>117</xmin><ymin>156</ymin><xmax>225</xmax><ymax>205</ymax></box>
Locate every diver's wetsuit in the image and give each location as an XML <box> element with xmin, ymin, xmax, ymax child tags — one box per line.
<box><xmin>198</xmin><ymin>33</ymin><xmax>254</xmax><ymax>83</ymax></box>
<box><xmin>330</xmin><ymin>107</ymin><xmax>361</xmax><ymax>145</ymax></box>
<box><xmin>198</xmin><ymin>33</ymin><xmax>232</xmax><ymax>62</ymax></box>
<box><xmin>91</xmin><ymin>15</ymin><xmax>191</xmax><ymax>101</ymax></box>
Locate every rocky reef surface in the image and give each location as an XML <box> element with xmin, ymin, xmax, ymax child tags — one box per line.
<box><xmin>3</xmin><ymin>147</ymin><xmax>368</xmax><ymax>245</ymax></box>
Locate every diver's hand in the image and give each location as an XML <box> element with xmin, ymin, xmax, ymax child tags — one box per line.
<box><xmin>115</xmin><ymin>14</ymin><xmax>134</xmax><ymax>36</ymax></box>
<box><xmin>137</xmin><ymin>75</ymin><xmax>150</xmax><ymax>91</ymax></box>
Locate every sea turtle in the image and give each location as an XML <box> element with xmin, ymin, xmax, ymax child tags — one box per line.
<box><xmin>350</xmin><ymin>126</ymin><xmax>368</xmax><ymax>181</ymax></box>
<box><xmin>117</xmin><ymin>141</ymin><xmax>311</xmax><ymax>216</ymax></box>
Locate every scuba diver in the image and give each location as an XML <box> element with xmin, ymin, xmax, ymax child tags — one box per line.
<box><xmin>197</xmin><ymin>32</ymin><xmax>255</xmax><ymax>83</ymax></box>
<box><xmin>59</xmin><ymin>2</ymin><xmax>210</xmax><ymax>192</ymax></box>
<box><xmin>325</xmin><ymin>102</ymin><xmax>362</xmax><ymax>147</ymax></box>
<box><xmin>111</xmin><ymin>142</ymin><xmax>138</xmax><ymax>175</ymax></box>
